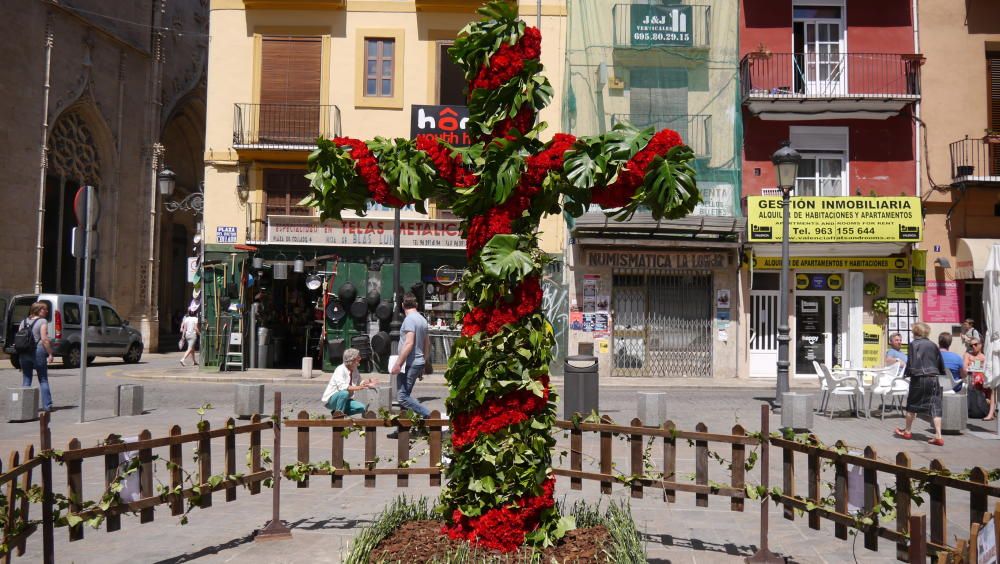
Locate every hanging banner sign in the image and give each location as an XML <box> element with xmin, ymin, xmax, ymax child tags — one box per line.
<box><xmin>923</xmin><ymin>280</ymin><xmax>962</xmax><ymax>323</ymax></box>
<box><xmin>746</xmin><ymin>197</ymin><xmax>922</xmax><ymax>243</ymax></box>
<box><xmin>752</xmin><ymin>256</ymin><xmax>908</xmax><ymax>270</ymax></box>
<box><xmin>410</xmin><ymin>105</ymin><xmax>472</xmax><ymax>147</ymax></box>
<box><xmin>887</xmin><ymin>272</ymin><xmax>916</xmax><ymax>299</ymax></box>
<box><xmin>629</xmin><ymin>4</ymin><xmax>693</xmax><ymax>47</ymax></box>
<box><xmin>863</xmin><ymin>324</ymin><xmax>883</xmax><ymax>368</ymax></box>
<box><xmin>267</xmin><ymin>215</ymin><xmax>464</xmax><ymax>249</ymax></box>
<box><xmin>910</xmin><ymin>249</ymin><xmax>926</xmax><ymax>292</ymax></box>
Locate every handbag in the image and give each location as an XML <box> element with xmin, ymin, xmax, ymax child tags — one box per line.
<box><xmin>178</xmin><ymin>338</ymin><xmax>185</xmax><ymax>351</ymax></box>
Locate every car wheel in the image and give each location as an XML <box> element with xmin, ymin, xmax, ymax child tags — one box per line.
<box><xmin>64</xmin><ymin>346</ymin><xmax>81</xmax><ymax>369</ymax></box>
<box><xmin>124</xmin><ymin>343</ymin><xmax>142</xmax><ymax>364</ymax></box>
<box><xmin>10</xmin><ymin>355</ymin><xmax>20</xmax><ymax>370</ymax></box>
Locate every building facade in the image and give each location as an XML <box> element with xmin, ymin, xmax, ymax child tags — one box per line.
<box><xmin>739</xmin><ymin>0</ymin><xmax>922</xmax><ymax>379</ymax></box>
<box><xmin>0</xmin><ymin>0</ymin><xmax>208</xmax><ymax>354</ymax></box>
<box><xmin>563</xmin><ymin>0</ymin><xmax>744</xmax><ymax>379</ymax></box>
<box><xmin>918</xmin><ymin>0</ymin><xmax>1000</xmax><ymax>343</ymax></box>
<box><xmin>202</xmin><ymin>0</ymin><xmax>567</xmax><ymax>370</ymax></box>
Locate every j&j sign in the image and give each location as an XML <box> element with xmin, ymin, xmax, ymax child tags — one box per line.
<box><xmin>630</xmin><ymin>4</ymin><xmax>692</xmax><ymax>47</ymax></box>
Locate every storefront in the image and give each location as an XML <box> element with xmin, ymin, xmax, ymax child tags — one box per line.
<box><xmin>743</xmin><ymin>196</ymin><xmax>923</xmax><ymax>379</ymax></box>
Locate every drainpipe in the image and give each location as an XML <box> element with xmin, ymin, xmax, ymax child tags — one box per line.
<box><xmin>147</xmin><ymin>1</ymin><xmax>165</xmax><ymax>316</ymax></box>
<box><xmin>34</xmin><ymin>15</ymin><xmax>54</xmax><ymax>293</ymax></box>
<box><xmin>912</xmin><ymin>0</ymin><xmax>921</xmax><ymax>199</ymax></box>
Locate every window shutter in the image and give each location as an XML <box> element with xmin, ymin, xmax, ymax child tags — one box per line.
<box><xmin>261</xmin><ymin>36</ymin><xmax>322</xmax><ymax>105</ymax></box>
<box><xmin>989</xmin><ymin>53</ymin><xmax>1000</xmax><ymax>174</ymax></box>
<box><xmin>265</xmin><ymin>170</ymin><xmax>311</xmax><ymax>217</ymax></box>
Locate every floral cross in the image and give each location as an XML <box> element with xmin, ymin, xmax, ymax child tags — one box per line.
<box><xmin>305</xmin><ymin>1</ymin><xmax>700</xmax><ymax>552</ymax></box>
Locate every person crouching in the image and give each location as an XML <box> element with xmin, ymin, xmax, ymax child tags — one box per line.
<box><xmin>321</xmin><ymin>348</ymin><xmax>377</xmax><ymax>416</ymax></box>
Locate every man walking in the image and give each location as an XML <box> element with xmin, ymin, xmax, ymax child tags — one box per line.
<box><xmin>390</xmin><ymin>292</ymin><xmax>432</xmax><ymax>419</ymax></box>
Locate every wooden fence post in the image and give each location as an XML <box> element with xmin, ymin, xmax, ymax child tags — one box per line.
<box><xmin>169</xmin><ymin>425</ymin><xmax>183</xmax><ymax>516</ymax></box>
<box><xmin>630</xmin><ymin>418</ymin><xmax>643</xmax><ymax>499</ymax></box>
<box><xmin>968</xmin><ymin>467</ymin><xmax>988</xmax><ymax>527</ymax></box>
<box><xmin>429</xmin><ymin>410</ymin><xmax>442</xmax><ymax>488</ymax></box>
<box><xmin>249</xmin><ymin>415</ymin><xmax>262</xmax><ymax>495</ymax></box>
<box><xmin>895</xmin><ymin>452</ymin><xmax>912</xmax><ymax>561</ymax></box>
<box><xmin>331</xmin><ymin>416</ymin><xmax>344</xmax><ymax>489</ymax></box>
<box><xmin>909</xmin><ymin>513</ymin><xmax>927</xmax><ymax>563</ymax></box>
<box><xmin>731</xmin><ymin>424</ymin><xmax>745</xmax><ymax>512</ymax></box>
<box><xmin>807</xmin><ymin>435</ymin><xmax>821</xmax><ymax>531</ymax></box>
<box><xmin>66</xmin><ymin>438</ymin><xmax>83</xmax><ymax>541</ymax></box>
<box><xmin>398</xmin><ymin>414</ymin><xmax>411</xmax><ymax>489</ymax></box>
<box><xmin>16</xmin><ymin>445</ymin><xmax>35</xmax><ymax>557</ymax></box>
<box><xmin>364</xmin><ymin>411</ymin><xmax>377</xmax><ymax>489</ymax></box>
<box><xmin>224</xmin><ymin>419</ymin><xmax>237</xmax><ymax>503</ymax></box>
<box><xmin>257</xmin><ymin>391</ymin><xmax>292</xmax><ymax>541</ymax></box>
<box><xmin>138</xmin><ymin>430</ymin><xmax>154</xmax><ymax>524</ymax></box>
<box><xmin>663</xmin><ymin>420</ymin><xmax>676</xmax><ymax>503</ymax></box>
<box><xmin>834</xmin><ymin>440</ymin><xmax>848</xmax><ymax>541</ymax></box>
<box><xmin>747</xmin><ymin>403</ymin><xmax>781</xmax><ymax>563</ymax></box>
<box><xmin>296</xmin><ymin>410</ymin><xmax>309</xmax><ymax>488</ymax></box>
<box><xmin>863</xmin><ymin>446</ymin><xmax>878</xmax><ymax>551</ymax></box>
<box><xmin>102</xmin><ymin>434</ymin><xmax>123</xmax><ymax>532</ymax></box>
<box><xmin>199</xmin><ymin>421</ymin><xmax>213</xmax><ymax>508</ymax></box>
<box><xmin>570</xmin><ymin>424</ymin><xmax>582</xmax><ymax>491</ymax></box>
<box><xmin>5</xmin><ymin>450</ymin><xmax>19</xmax><ymax>555</ymax></box>
<box><xmin>695</xmin><ymin>422</ymin><xmax>709</xmax><ymax>508</ymax></box>
<box><xmin>929</xmin><ymin>459</ymin><xmax>946</xmax><ymax>547</ymax></box>
<box><xmin>599</xmin><ymin>415</ymin><xmax>612</xmax><ymax>495</ymax></box>
<box><xmin>782</xmin><ymin>436</ymin><xmax>794</xmax><ymax>521</ymax></box>
<box><xmin>39</xmin><ymin>412</ymin><xmax>54</xmax><ymax>564</ymax></box>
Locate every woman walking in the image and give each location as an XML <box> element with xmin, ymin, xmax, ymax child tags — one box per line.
<box><xmin>18</xmin><ymin>302</ymin><xmax>54</xmax><ymax>412</ymax></box>
<box><xmin>894</xmin><ymin>322</ymin><xmax>946</xmax><ymax>446</ymax></box>
<box><xmin>179</xmin><ymin>309</ymin><xmax>200</xmax><ymax>367</ymax></box>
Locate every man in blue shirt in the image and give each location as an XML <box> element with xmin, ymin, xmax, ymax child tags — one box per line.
<box><xmin>390</xmin><ymin>292</ymin><xmax>431</xmax><ymax>419</ymax></box>
<box><xmin>938</xmin><ymin>332</ymin><xmax>966</xmax><ymax>392</ymax></box>
<box><xmin>886</xmin><ymin>332</ymin><xmax>908</xmax><ymax>366</ymax></box>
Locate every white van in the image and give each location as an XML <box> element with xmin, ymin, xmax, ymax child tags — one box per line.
<box><xmin>2</xmin><ymin>294</ymin><xmax>144</xmax><ymax>368</ymax></box>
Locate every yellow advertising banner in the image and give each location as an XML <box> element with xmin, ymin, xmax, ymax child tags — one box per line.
<box><xmin>910</xmin><ymin>249</ymin><xmax>926</xmax><ymax>292</ymax></box>
<box><xmin>863</xmin><ymin>324</ymin><xmax>883</xmax><ymax>368</ymax></box>
<box><xmin>752</xmin><ymin>256</ymin><xmax>909</xmax><ymax>270</ymax></box>
<box><xmin>747</xmin><ymin>196</ymin><xmax>922</xmax><ymax>243</ymax></box>
<box><xmin>887</xmin><ymin>272</ymin><xmax>916</xmax><ymax>299</ymax></box>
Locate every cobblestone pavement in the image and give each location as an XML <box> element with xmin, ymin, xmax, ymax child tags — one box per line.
<box><xmin>1</xmin><ymin>355</ymin><xmax>997</xmax><ymax>563</ymax></box>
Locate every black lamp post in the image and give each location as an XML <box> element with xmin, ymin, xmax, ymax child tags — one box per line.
<box><xmin>157</xmin><ymin>167</ymin><xmax>177</xmax><ymax>197</ymax></box>
<box><xmin>771</xmin><ymin>141</ymin><xmax>801</xmax><ymax>408</ymax></box>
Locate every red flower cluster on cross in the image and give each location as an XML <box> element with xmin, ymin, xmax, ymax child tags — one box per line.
<box><xmin>470</xmin><ymin>27</ymin><xmax>541</xmax><ymax>91</ymax></box>
<box><xmin>443</xmin><ymin>477</ymin><xmax>556</xmax><ymax>552</ymax></box>
<box><xmin>449</xmin><ymin>374</ymin><xmax>551</xmax><ymax>451</ymax></box>
<box><xmin>415</xmin><ymin>136</ymin><xmax>478</xmax><ymax>189</ymax></box>
<box><xmin>591</xmin><ymin>129</ymin><xmax>684</xmax><ymax>209</ymax></box>
<box><xmin>460</xmin><ymin>276</ymin><xmax>542</xmax><ymax>337</ymax></box>
<box><xmin>331</xmin><ymin>136</ymin><xmax>406</xmax><ymax>207</ymax></box>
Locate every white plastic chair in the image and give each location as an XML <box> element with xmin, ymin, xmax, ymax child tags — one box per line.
<box><xmin>811</xmin><ymin>360</ymin><xmax>830</xmax><ymax>413</ymax></box>
<box><xmin>819</xmin><ymin>363</ymin><xmax>865</xmax><ymax>419</ymax></box>
<box><xmin>867</xmin><ymin>364</ymin><xmax>908</xmax><ymax>420</ymax></box>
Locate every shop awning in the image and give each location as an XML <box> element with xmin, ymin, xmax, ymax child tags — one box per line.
<box><xmin>750</xmin><ymin>242</ymin><xmax>908</xmax><ymax>257</ymax></box>
<box><xmin>572</xmin><ymin>211</ymin><xmax>745</xmax><ymax>241</ymax></box>
<box><xmin>955</xmin><ymin>238</ymin><xmax>1000</xmax><ymax>279</ymax></box>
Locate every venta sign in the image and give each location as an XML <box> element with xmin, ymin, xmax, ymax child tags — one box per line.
<box><xmin>411</xmin><ymin>105</ymin><xmax>471</xmax><ymax>147</ymax></box>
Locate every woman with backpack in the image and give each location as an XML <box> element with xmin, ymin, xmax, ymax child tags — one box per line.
<box><xmin>17</xmin><ymin>302</ymin><xmax>54</xmax><ymax>412</ymax></box>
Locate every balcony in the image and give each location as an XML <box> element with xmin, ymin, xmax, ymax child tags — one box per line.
<box><xmin>950</xmin><ymin>137</ymin><xmax>1000</xmax><ymax>184</ymax></box>
<box><xmin>610</xmin><ymin>114</ymin><xmax>711</xmax><ymax>159</ymax></box>
<box><xmin>740</xmin><ymin>52</ymin><xmax>922</xmax><ymax>120</ymax></box>
<box><xmin>233</xmin><ymin>103</ymin><xmax>341</xmax><ymax>151</ymax></box>
<box><xmin>611</xmin><ymin>3</ymin><xmax>710</xmax><ymax>67</ymax></box>
<box><xmin>246</xmin><ymin>200</ymin><xmax>314</xmax><ymax>245</ymax></box>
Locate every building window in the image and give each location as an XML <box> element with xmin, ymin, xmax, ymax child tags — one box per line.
<box><xmin>438</xmin><ymin>42</ymin><xmax>466</xmax><ymax>105</ymax></box>
<box><xmin>795</xmin><ymin>154</ymin><xmax>844</xmax><ymax>197</ymax></box>
<box><xmin>365</xmin><ymin>38</ymin><xmax>395</xmax><ymax>97</ymax></box>
<box><xmin>265</xmin><ymin>169</ymin><xmax>312</xmax><ymax>217</ymax></box>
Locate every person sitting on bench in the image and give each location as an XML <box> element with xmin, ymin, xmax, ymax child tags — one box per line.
<box><xmin>322</xmin><ymin>348</ymin><xmax>377</xmax><ymax>416</ymax></box>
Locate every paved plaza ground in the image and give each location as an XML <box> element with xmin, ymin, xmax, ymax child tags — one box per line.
<box><xmin>1</xmin><ymin>354</ymin><xmax>997</xmax><ymax>563</ymax></box>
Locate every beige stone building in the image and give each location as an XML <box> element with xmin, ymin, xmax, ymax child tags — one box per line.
<box><xmin>919</xmin><ymin>0</ymin><xmax>1000</xmax><ymax>343</ymax></box>
<box><xmin>201</xmin><ymin>0</ymin><xmax>567</xmax><ymax>370</ymax></box>
<box><xmin>0</xmin><ymin>0</ymin><xmax>208</xmax><ymax>354</ymax></box>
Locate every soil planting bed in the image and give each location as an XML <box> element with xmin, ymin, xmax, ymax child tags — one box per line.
<box><xmin>368</xmin><ymin>520</ymin><xmax>612</xmax><ymax>563</ymax></box>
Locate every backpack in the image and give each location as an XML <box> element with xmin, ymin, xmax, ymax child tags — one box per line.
<box><xmin>13</xmin><ymin>318</ymin><xmax>39</xmax><ymax>354</ymax></box>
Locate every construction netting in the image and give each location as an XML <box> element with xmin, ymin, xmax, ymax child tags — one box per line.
<box><xmin>563</xmin><ymin>0</ymin><xmax>743</xmax><ymax>217</ymax></box>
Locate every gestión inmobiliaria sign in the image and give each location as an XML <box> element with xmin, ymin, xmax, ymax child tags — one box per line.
<box><xmin>747</xmin><ymin>196</ymin><xmax>922</xmax><ymax>243</ymax></box>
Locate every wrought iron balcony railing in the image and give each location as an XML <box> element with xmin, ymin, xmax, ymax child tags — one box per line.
<box><xmin>950</xmin><ymin>136</ymin><xmax>1000</xmax><ymax>183</ymax></box>
<box><xmin>610</xmin><ymin>114</ymin><xmax>711</xmax><ymax>158</ymax></box>
<box><xmin>740</xmin><ymin>52</ymin><xmax>921</xmax><ymax>99</ymax></box>
<box><xmin>233</xmin><ymin>103</ymin><xmax>341</xmax><ymax>149</ymax></box>
<box><xmin>612</xmin><ymin>3</ymin><xmax>711</xmax><ymax>50</ymax></box>
<box><xmin>246</xmin><ymin>199</ymin><xmax>316</xmax><ymax>244</ymax></box>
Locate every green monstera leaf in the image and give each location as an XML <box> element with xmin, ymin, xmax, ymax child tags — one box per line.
<box><xmin>480</xmin><ymin>235</ymin><xmax>536</xmax><ymax>280</ymax></box>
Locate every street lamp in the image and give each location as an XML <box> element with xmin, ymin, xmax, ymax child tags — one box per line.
<box><xmin>771</xmin><ymin>141</ymin><xmax>800</xmax><ymax>408</ymax></box>
<box><xmin>158</xmin><ymin>167</ymin><xmax>177</xmax><ymax>197</ymax></box>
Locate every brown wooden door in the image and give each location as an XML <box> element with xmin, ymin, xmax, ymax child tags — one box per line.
<box><xmin>265</xmin><ymin>169</ymin><xmax>312</xmax><ymax>218</ymax></box>
<box><xmin>988</xmin><ymin>52</ymin><xmax>1000</xmax><ymax>175</ymax></box>
<box><xmin>260</xmin><ymin>36</ymin><xmax>322</xmax><ymax>143</ymax></box>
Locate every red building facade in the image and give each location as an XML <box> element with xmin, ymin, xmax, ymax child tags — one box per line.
<box><xmin>739</xmin><ymin>0</ymin><xmax>922</xmax><ymax>379</ymax></box>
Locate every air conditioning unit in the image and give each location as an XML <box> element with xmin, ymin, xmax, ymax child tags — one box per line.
<box><xmin>760</xmin><ymin>187</ymin><xmax>782</xmax><ymax>196</ymax></box>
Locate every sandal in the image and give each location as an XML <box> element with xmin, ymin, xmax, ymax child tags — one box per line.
<box><xmin>894</xmin><ymin>428</ymin><xmax>912</xmax><ymax>440</ymax></box>
<box><xmin>927</xmin><ymin>438</ymin><xmax>944</xmax><ymax>446</ymax></box>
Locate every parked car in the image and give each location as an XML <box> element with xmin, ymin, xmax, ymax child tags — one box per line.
<box><xmin>2</xmin><ymin>294</ymin><xmax>143</xmax><ymax>368</ymax></box>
